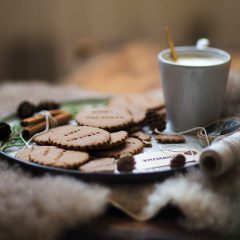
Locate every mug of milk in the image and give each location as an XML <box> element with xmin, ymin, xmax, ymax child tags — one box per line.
<box><xmin>158</xmin><ymin>43</ymin><xmax>231</xmax><ymax>131</ymax></box>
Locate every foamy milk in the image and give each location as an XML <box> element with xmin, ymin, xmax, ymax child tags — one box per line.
<box><xmin>166</xmin><ymin>56</ymin><xmax>224</xmax><ymax>66</ymax></box>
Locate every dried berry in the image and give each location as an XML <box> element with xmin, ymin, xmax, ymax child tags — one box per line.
<box><xmin>37</xmin><ymin>101</ymin><xmax>60</xmax><ymax>111</ymax></box>
<box><xmin>170</xmin><ymin>154</ymin><xmax>186</xmax><ymax>168</ymax></box>
<box><xmin>17</xmin><ymin>101</ymin><xmax>36</xmax><ymax>119</ymax></box>
<box><xmin>117</xmin><ymin>153</ymin><xmax>135</xmax><ymax>172</ymax></box>
<box><xmin>0</xmin><ymin>122</ymin><xmax>11</xmax><ymax>141</ymax></box>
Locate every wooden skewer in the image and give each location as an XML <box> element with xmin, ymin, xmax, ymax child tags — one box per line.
<box><xmin>164</xmin><ymin>27</ymin><xmax>178</xmax><ymax>61</ymax></box>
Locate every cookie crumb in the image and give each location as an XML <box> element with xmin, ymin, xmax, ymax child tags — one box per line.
<box><xmin>170</xmin><ymin>154</ymin><xmax>186</xmax><ymax>168</ymax></box>
<box><xmin>117</xmin><ymin>153</ymin><xmax>135</xmax><ymax>172</ymax></box>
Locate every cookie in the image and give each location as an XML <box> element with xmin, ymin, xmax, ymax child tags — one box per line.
<box><xmin>130</xmin><ymin>131</ymin><xmax>151</xmax><ymax>141</ymax></box>
<box><xmin>102</xmin><ymin>131</ymin><xmax>128</xmax><ymax>149</ymax></box>
<box><xmin>30</xmin><ymin>146</ymin><xmax>89</xmax><ymax>168</ymax></box>
<box><xmin>125</xmin><ymin>124</ymin><xmax>143</xmax><ymax>134</ymax></box>
<box><xmin>155</xmin><ymin>134</ymin><xmax>185</xmax><ymax>144</ymax></box>
<box><xmin>79</xmin><ymin>158</ymin><xmax>115</xmax><ymax>173</ymax></box>
<box><xmin>15</xmin><ymin>148</ymin><xmax>32</xmax><ymax>161</ymax></box>
<box><xmin>76</xmin><ymin>108</ymin><xmax>133</xmax><ymax>131</ymax></box>
<box><xmin>109</xmin><ymin>94</ymin><xmax>165</xmax><ymax>113</ymax></box>
<box><xmin>49</xmin><ymin>125</ymin><xmax>111</xmax><ymax>150</ymax></box>
<box><xmin>128</xmin><ymin>106</ymin><xmax>146</xmax><ymax>125</ymax></box>
<box><xmin>33</xmin><ymin>131</ymin><xmax>52</xmax><ymax>145</ymax></box>
<box><xmin>94</xmin><ymin>137</ymin><xmax>144</xmax><ymax>158</ymax></box>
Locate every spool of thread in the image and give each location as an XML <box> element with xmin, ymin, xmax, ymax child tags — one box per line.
<box><xmin>200</xmin><ymin>131</ymin><xmax>240</xmax><ymax>177</ymax></box>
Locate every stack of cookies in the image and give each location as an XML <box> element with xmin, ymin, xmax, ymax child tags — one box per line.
<box><xmin>109</xmin><ymin>93</ymin><xmax>167</xmax><ymax>132</ymax></box>
<box><xmin>16</xmin><ymin>94</ymin><xmax>167</xmax><ymax>173</ymax></box>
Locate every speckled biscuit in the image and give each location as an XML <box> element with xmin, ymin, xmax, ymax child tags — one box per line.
<box><xmin>15</xmin><ymin>148</ymin><xmax>32</xmax><ymax>161</ymax></box>
<box><xmin>155</xmin><ymin>134</ymin><xmax>185</xmax><ymax>144</ymax></box>
<box><xmin>79</xmin><ymin>158</ymin><xmax>115</xmax><ymax>173</ymax></box>
<box><xmin>30</xmin><ymin>146</ymin><xmax>89</xmax><ymax>168</ymax></box>
<box><xmin>49</xmin><ymin>125</ymin><xmax>111</xmax><ymax>150</ymax></box>
<box><xmin>94</xmin><ymin>137</ymin><xmax>144</xmax><ymax>158</ymax></box>
<box><xmin>102</xmin><ymin>131</ymin><xmax>128</xmax><ymax>149</ymax></box>
<box><xmin>76</xmin><ymin>107</ymin><xmax>133</xmax><ymax>131</ymax></box>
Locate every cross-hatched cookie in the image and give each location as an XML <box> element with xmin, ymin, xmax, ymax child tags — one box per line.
<box><xmin>30</xmin><ymin>146</ymin><xmax>89</xmax><ymax>168</ymax></box>
<box><xmin>79</xmin><ymin>158</ymin><xmax>115</xmax><ymax>173</ymax></box>
<box><xmin>93</xmin><ymin>137</ymin><xmax>144</xmax><ymax>158</ymax></box>
<box><xmin>75</xmin><ymin>108</ymin><xmax>133</xmax><ymax>131</ymax></box>
<box><xmin>49</xmin><ymin>125</ymin><xmax>111</xmax><ymax>150</ymax></box>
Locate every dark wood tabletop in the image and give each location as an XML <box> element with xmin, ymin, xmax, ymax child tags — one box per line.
<box><xmin>60</xmin><ymin>205</ymin><xmax>235</xmax><ymax>240</ymax></box>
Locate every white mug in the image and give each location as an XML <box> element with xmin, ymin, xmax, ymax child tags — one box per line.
<box><xmin>158</xmin><ymin>46</ymin><xmax>231</xmax><ymax>132</ymax></box>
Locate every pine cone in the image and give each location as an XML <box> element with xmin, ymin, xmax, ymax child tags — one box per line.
<box><xmin>17</xmin><ymin>101</ymin><xmax>36</xmax><ymax>119</ymax></box>
<box><xmin>37</xmin><ymin>101</ymin><xmax>60</xmax><ymax>111</ymax></box>
<box><xmin>0</xmin><ymin>122</ymin><xmax>11</xmax><ymax>141</ymax></box>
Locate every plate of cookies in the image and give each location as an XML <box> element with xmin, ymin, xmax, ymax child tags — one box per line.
<box><xmin>0</xmin><ymin>95</ymin><xmax>202</xmax><ymax>183</ymax></box>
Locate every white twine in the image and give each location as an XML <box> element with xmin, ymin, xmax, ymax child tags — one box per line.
<box><xmin>200</xmin><ymin>131</ymin><xmax>240</xmax><ymax>177</ymax></box>
<box><xmin>154</xmin><ymin>126</ymin><xmax>210</xmax><ymax>146</ymax></box>
<box><xmin>20</xmin><ymin>111</ymin><xmax>57</xmax><ymax>149</ymax></box>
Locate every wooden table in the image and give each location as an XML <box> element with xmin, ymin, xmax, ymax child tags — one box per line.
<box><xmin>64</xmin><ymin>43</ymin><xmax>240</xmax><ymax>239</ymax></box>
<box><xmin>60</xmin><ymin>206</ymin><xmax>235</xmax><ymax>240</ymax></box>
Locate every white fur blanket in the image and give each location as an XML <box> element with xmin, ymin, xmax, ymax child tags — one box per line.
<box><xmin>0</xmin><ymin>79</ymin><xmax>239</xmax><ymax>240</ymax></box>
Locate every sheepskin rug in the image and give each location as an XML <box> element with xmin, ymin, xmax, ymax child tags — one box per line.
<box><xmin>0</xmin><ymin>76</ymin><xmax>240</xmax><ymax>240</ymax></box>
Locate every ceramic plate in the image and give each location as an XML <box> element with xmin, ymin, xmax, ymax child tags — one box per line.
<box><xmin>0</xmin><ymin>98</ymin><xmax>203</xmax><ymax>183</ymax></box>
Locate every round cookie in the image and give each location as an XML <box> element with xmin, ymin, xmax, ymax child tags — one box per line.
<box><xmin>93</xmin><ymin>137</ymin><xmax>144</xmax><ymax>158</ymax></box>
<box><xmin>79</xmin><ymin>158</ymin><xmax>116</xmax><ymax>173</ymax></box>
<box><xmin>49</xmin><ymin>125</ymin><xmax>111</xmax><ymax>150</ymax></box>
<box><xmin>109</xmin><ymin>96</ymin><xmax>147</xmax><ymax>125</ymax></box>
<box><xmin>33</xmin><ymin>126</ymin><xmax>74</xmax><ymax>145</ymax></box>
<box><xmin>102</xmin><ymin>131</ymin><xmax>128</xmax><ymax>149</ymax></box>
<box><xmin>33</xmin><ymin>131</ymin><xmax>53</xmax><ymax>145</ymax></box>
<box><xmin>75</xmin><ymin>108</ymin><xmax>133</xmax><ymax>131</ymax></box>
<box><xmin>130</xmin><ymin>131</ymin><xmax>151</xmax><ymax>141</ymax></box>
<box><xmin>30</xmin><ymin>146</ymin><xmax>89</xmax><ymax>168</ymax></box>
<box><xmin>15</xmin><ymin>148</ymin><xmax>32</xmax><ymax>161</ymax></box>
